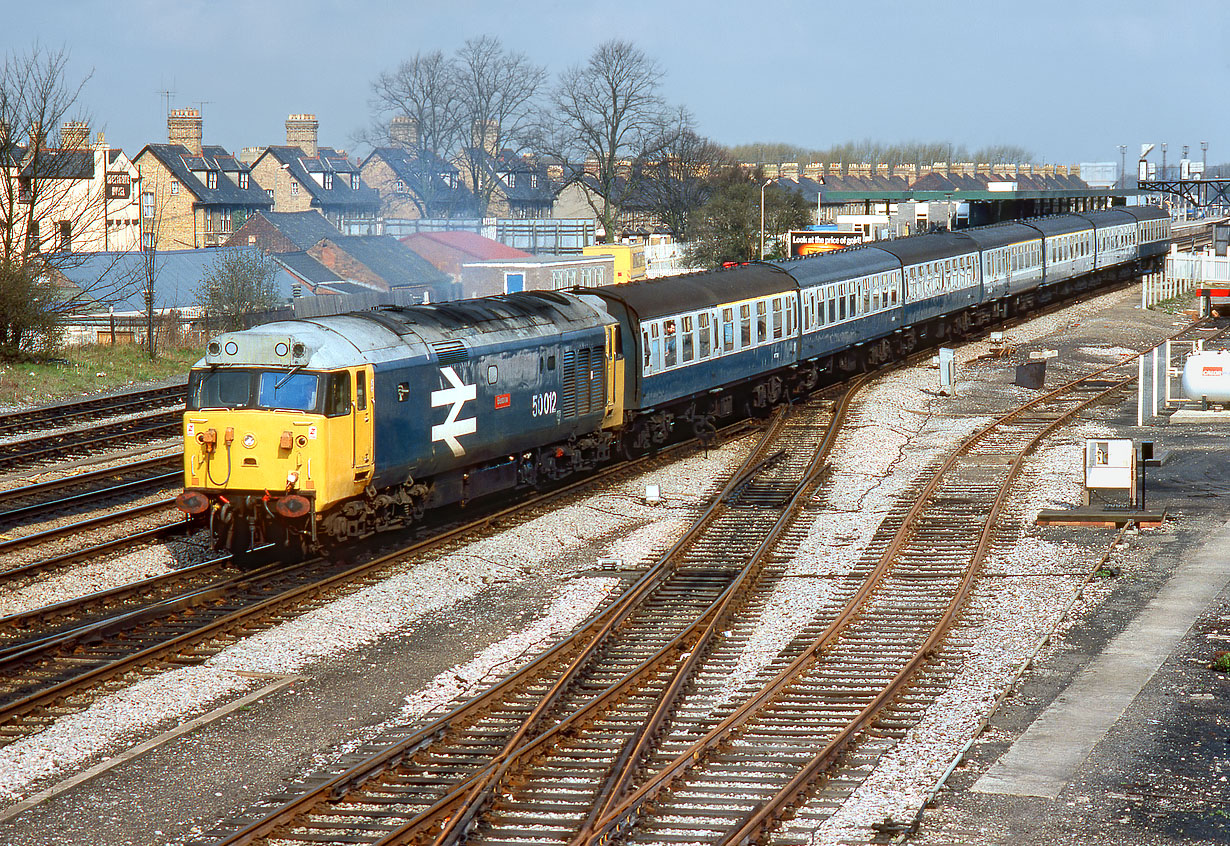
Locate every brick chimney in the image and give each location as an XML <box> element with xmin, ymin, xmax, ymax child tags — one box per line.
<box><xmin>168</xmin><ymin>108</ymin><xmax>203</xmax><ymax>155</ymax></box>
<box><xmin>471</xmin><ymin>119</ymin><xmax>499</xmax><ymax>156</ymax></box>
<box><xmin>390</xmin><ymin>115</ymin><xmax>418</xmax><ymax>149</ymax></box>
<box><xmin>61</xmin><ymin>121</ymin><xmax>90</xmax><ymax>149</ymax></box>
<box><xmin>286</xmin><ymin>113</ymin><xmax>319</xmax><ymax>157</ymax></box>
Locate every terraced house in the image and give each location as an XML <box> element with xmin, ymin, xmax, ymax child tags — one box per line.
<box><xmin>133</xmin><ymin>108</ymin><xmax>271</xmax><ymax>249</ymax></box>
<box><xmin>247</xmin><ymin>114</ymin><xmax>380</xmax><ymax>233</ymax></box>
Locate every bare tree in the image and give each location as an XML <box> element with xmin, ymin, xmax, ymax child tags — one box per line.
<box><xmin>196</xmin><ymin>249</ymin><xmax>279</xmax><ymax>332</ymax></box>
<box><xmin>544</xmin><ymin>40</ymin><xmax>679</xmax><ymax>242</ymax></box>
<box><xmin>0</xmin><ymin>44</ymin><xmax>141</xmax><ymax>354</ymax></box>
<box><xmin>453</xmin><ymin>36</ymin><xmax>546</xmax><ymax>216</ymax></box>
<box><xmin>367</xmin><ymin>50</ymin><xmax>463</xmax><ymax>160</ymax></box>
<box><xmin>637</xmin><ymin>115</ymin><xmax>738</xmax><ymax>238</ymax></box>
<box><xmin>135</xmin><ymin>180</ymin><xmax>173</xmax><ymax>359</ymax></box>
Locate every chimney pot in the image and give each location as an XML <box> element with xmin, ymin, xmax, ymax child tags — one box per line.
<box><xmin>285</xmin><ymin>113</ymin><xmax>319</xmax><ymax>157</ymax></box>
<box><xmin>168</xmin><ymin>107</ymin><xmax>203</xmax><ymax>155</ymax></box>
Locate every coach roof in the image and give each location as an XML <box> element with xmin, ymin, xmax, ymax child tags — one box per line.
<box><xmin>591</xmin><ymin>263</ymin><xmax>796</xmax><ymax>322</ymax></box>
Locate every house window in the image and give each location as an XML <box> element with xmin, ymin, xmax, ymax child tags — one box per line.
<box><xmin>504</xmin><ymin>172</ymin><xmax>515</xmax><ymax>188</ymax></box>
<box><xmin>323</xmin><ymin>172</ymin><xmax>333</xmax><ymax>190</ymax></box>
<box><xmin>266</xmin><ymin>188</ymin><xmax>274</xmax><ymax>199</ymax></box>
<box><xmin>207</xmin><ymin>171</ymin><xmax>217</xmax><ymax>189</ymax></box>
<box><xmin>170</xmin><ymin>180</ymin><xmax>179</xmax><ymax>194</ymax></box>
<box><xmin>529</xmin><ymin>174</ymin><xmax>537</xmax><ymax>189</ymax></box>
<box><xmin>350</xmin><ymin>173</ymin><xmax>359</xmax><ymax>190</ymax></box>
<box><xmin>442</xmin><ymin>172</ymin><xmax>456</xmax><ymax>188</ymax></box>
<box><xmin>58</xmin><ymin>220</ymin><xmax>71</xmax><ymax>251</ymax></box>
<box><xmin>141</xmin><ymin>191</ymin><xmax>154</xmax><ymax>219</ymax></box>
<box><xmin>291</xmin><ymin>180</ymin><xmax>300</xmax><ymax>195</ymax></box>
<box><xmin>395</xmin><ymin>179</ymin><xmax>406</xmax><ymax>192</ymax></box>
<box><xmin>239</xmin><ymin>171</ymin><xmax>249</xmax><ymax>189</ymax></box>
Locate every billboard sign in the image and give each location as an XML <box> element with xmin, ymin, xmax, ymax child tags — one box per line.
<box><xmin>788</xmin><ymin>230</ymin><xmax>865</xmax><ymax>257</ymax></box>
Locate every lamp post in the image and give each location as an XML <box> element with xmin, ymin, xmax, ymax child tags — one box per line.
<box><xmin>1202</xmin><ymin>141</ymin><xmax>1208</xmax><ymax>176</ymax></box>
<box><xmin>1119</xmin><ymin>145</ymin><xmax>1126</xmax><ymax>189</ymax></box>
<box><xmin>759</xmin><ymin>178</ymin><xmax>772</xmax><ymax>260</ymax></box>
<box><xmin>1161</xmin><ymin>142</ymin><xmax>1167</xmax><ymax>180</ymax></box>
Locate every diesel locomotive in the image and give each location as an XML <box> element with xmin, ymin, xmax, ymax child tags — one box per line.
<box><xmin>175</xmin><ymin>206</ymin><xmax>1170</xmax><ymax>560</ymax></box>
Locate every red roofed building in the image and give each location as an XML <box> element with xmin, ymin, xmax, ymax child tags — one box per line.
<box><xmin>400</xmin><ymin>230</ymin><xmax>531</xmax><ymax>279</ymax></box>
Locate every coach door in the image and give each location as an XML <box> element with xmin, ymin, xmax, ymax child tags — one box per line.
<box><xmin>352</xmin><ymin>365</ymin><xmax>374</xmax><ymax>481</ymax></box>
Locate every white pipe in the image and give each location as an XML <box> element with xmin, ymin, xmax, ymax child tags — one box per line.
<box><xmin>1137</xmin><ymin>355</ymin><xmax>1145</xmax><ymax>427</ymax></box>
<box><xmin>1153</xmin><ymin>347</ymin><xmax>1161</xmax><ymax>418</ymax></box>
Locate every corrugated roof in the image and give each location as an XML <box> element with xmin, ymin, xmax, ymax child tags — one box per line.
<box><xmin>53</xmin><ymin>246</ymin><xmax>298</xmax><ymax>312</ymax></box>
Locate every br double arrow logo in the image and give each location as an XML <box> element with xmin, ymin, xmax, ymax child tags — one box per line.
<box><xmin>430</xmin><ymin>366</ymin><xmax>477</xmax><ymax>457</ymax></box>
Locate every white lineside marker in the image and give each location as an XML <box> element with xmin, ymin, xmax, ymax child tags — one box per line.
<box><xmin>645</xmin><ymin>484</ymin><xmax>662</xmax><ymax>505</ymax></box>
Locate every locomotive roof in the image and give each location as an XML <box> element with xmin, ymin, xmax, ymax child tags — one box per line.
<box><xmin>590</xmin><ymin>263</ymin><xmax>796</xmax><ymax>321</ymax></box>
<box><xmin>765</xmin><ymin>246</ymin><xmax>899</xmax><ymax>286</ymax></box>
<box><xmin>359</xmin><ymin>290</ymin><xmax>602</xmax><ymax>338</ymax></box>
<box><xmin>867</xmin><ymin>231</ymin><xmax>978</xmax><ymax>265</ymax></box>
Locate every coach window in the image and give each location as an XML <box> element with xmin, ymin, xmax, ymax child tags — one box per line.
<box><xmin>785</xmin><ymin>297</ymin><xmax>796</xmax><ymax>335</ymax></box>
<box><xmin>682</xmin><ymin>315</ymin><xmax>694</xmax><ymax>362</ymax></box>
<box><xmin>649</xmin><ymin>323</ymin><xmax>662</xmax><ymax>373</ymax></box>
<box><xmin>663</xmin><ymin>319</ymin><xmax>677</xmax><ymax>367</ymax></box>
<box><xmin>838</xmin><ymin>284</ymin><xmax>847</xmax><ymax>321</ymax></box>
<box><xmin>740</xmin><ymin>304</ymin><xmax>752</xmax><ymax>348</ymax></box>
<box><xmin>755</xmin><ymin>301</ymin><xmax>767</xmax><ymax>344</ymax></box>
<box><xmin>642</xmin><ymin>329</ymin><xmax>651</xmax><ymax>373</ymax></box>
<box><xmin>722</xmin><ymin>308</ymin><xmax>735</xmax><ymax>352</ymax></box>
<box><xmin>771</xmin><ymin>298</ymin><xmax>782</xmax><ymax>339</ymax></box>
<box><xmin>699</xmin><ymin>312</ymin><xmax>711</xmax><ymax>358</ymax></box>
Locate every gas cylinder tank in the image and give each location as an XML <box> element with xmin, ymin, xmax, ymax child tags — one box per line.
<box><xmin>1182</xmin><ymin>349</ymin><xmax>1230</xmax><ymax>403</ymax></box>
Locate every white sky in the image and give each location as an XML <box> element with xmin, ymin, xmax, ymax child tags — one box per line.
<box><xmin>7</xmin><ymin>0</ymin><xmax>1227</xmax><ymax>166</ymax></box>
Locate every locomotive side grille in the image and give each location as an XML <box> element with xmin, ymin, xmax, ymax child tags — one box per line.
<box><xmin>589</xmin><ymin>345</ymin><xmax>605</xmax><ymax>411</ymax></box>
<box><xmin>577</xmin><ymin>348</ymin><xmax>592</xmax><ymax>414</ymax></box>
<box><xmin>561</xmin><ymin>349</ymin><xmax>577</xmax><ymax>417</ymax></box>
<box><xmin>431</xmin><ymin>339</ymin><xmax>469</xmax><ymax>364</ymax></box>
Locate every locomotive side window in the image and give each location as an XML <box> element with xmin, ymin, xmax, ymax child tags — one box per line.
<box><xmin>356</xmin><ymin>371</ymin><xmax>367</xmax><ymax>410</ymax></box>
<box><xmin>487</xmin><ymin>365</ymin><xmax>498</xmax><ymax>385</ymax></box>
<box><xmin>325</xmin><ymin>372</ymin><xmax>350</xmax><ymax>417</ymax></box>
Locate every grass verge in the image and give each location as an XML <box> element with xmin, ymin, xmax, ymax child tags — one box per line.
<box><xmin>0</xmin><ymin>343</ymin><xmax>201</xmax><ymax>407</ymax></box>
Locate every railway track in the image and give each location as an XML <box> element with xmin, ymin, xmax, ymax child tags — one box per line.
<box><xmin>181</xmin><ymin>320</ymin><xmax>1222</xmax><ymax>846</ymax></box>
<box><xmin>0</xmin><ymin>456</ymin><xmax>180</xmax><ymax>529</ymax></box>
<box><xmin>0</xmin><ymin>409</ymin><xmax>181</xmax><ymax>472</ymax></box>
<box><xmin>0</xmin><ymin>382</ymin><xmax>185</xmax><ymax>438</ymax></box>
<box><xmin>0</xmin><ymin>418</ymin><xmax>763</xmax><ymax>749</ymax></box>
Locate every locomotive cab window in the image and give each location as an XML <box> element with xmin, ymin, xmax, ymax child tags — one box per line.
<box><xmin>325</xmin><ymin>372</ymin><xmax>350</xmax><ymax>417</ymax></box>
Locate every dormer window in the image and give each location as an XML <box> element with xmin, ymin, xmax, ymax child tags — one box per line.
<box><xmin>239</xmin><ymin>171</ymin><xmax>249</xmax><ymax>189</ymax></box>
<box><xmin>529</xmin><ymin>174</ymin><xmax>537</xmax><ymax>189</ymax></box>
<box><xmin>504</xmin><ymin>172</ymin><xmax>516</xmax><ymax>188</ymax></box>
<box><xmin>323</xmin><ymin>171</ymin><xmax>333</xmax><ymax>190</ymax></box>
<box><xmin>207</xmin><ymin>171</ymin><xmax>217</xmax><ymax>189</ymax></box>
<box><xmin>350</xmin><ymin>173</ymin><xmax>360</xmax><ymax>190</ymax></box>
<box><xmin>395</xmin><ymin>179</ymin><xmax>406</xmax><ymax>192</ymax></box>
<box><xmin>441</xmin><ymin>173</ymin><xmax>456</xmax><ymax>188</ymax></box>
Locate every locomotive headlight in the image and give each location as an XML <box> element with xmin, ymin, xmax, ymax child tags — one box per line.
<box><xmin>242</xmin><ymin>432</ymin><xmax>256</xmax><ymax>449</ymax></box>
<box><xmin>224</xmin><ymin>341</ymin><xmax>238</xmax><ymax>355</ymax></box>
<box><xmin>274</xmin><ymin>342</ymin><xmax>289</xmax><ymax>357</ymax></box>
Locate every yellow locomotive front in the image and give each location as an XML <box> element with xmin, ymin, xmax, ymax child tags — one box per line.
<box><xmin>176</xmin><ymin>329</ymin><xmax>374</xmax><ymax>561</ymax></box>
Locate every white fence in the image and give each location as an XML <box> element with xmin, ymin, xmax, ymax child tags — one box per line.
<box><xmin>1153</xmin><ymin>246</ymin><xmax>1230</xmax><ymax>308</ymax></box>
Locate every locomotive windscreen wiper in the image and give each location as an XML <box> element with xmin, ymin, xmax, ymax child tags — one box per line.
<box><xmin>275</xmin><ymin>365</ymin><xmax>304</xmax><ymax>390</ymax></box>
